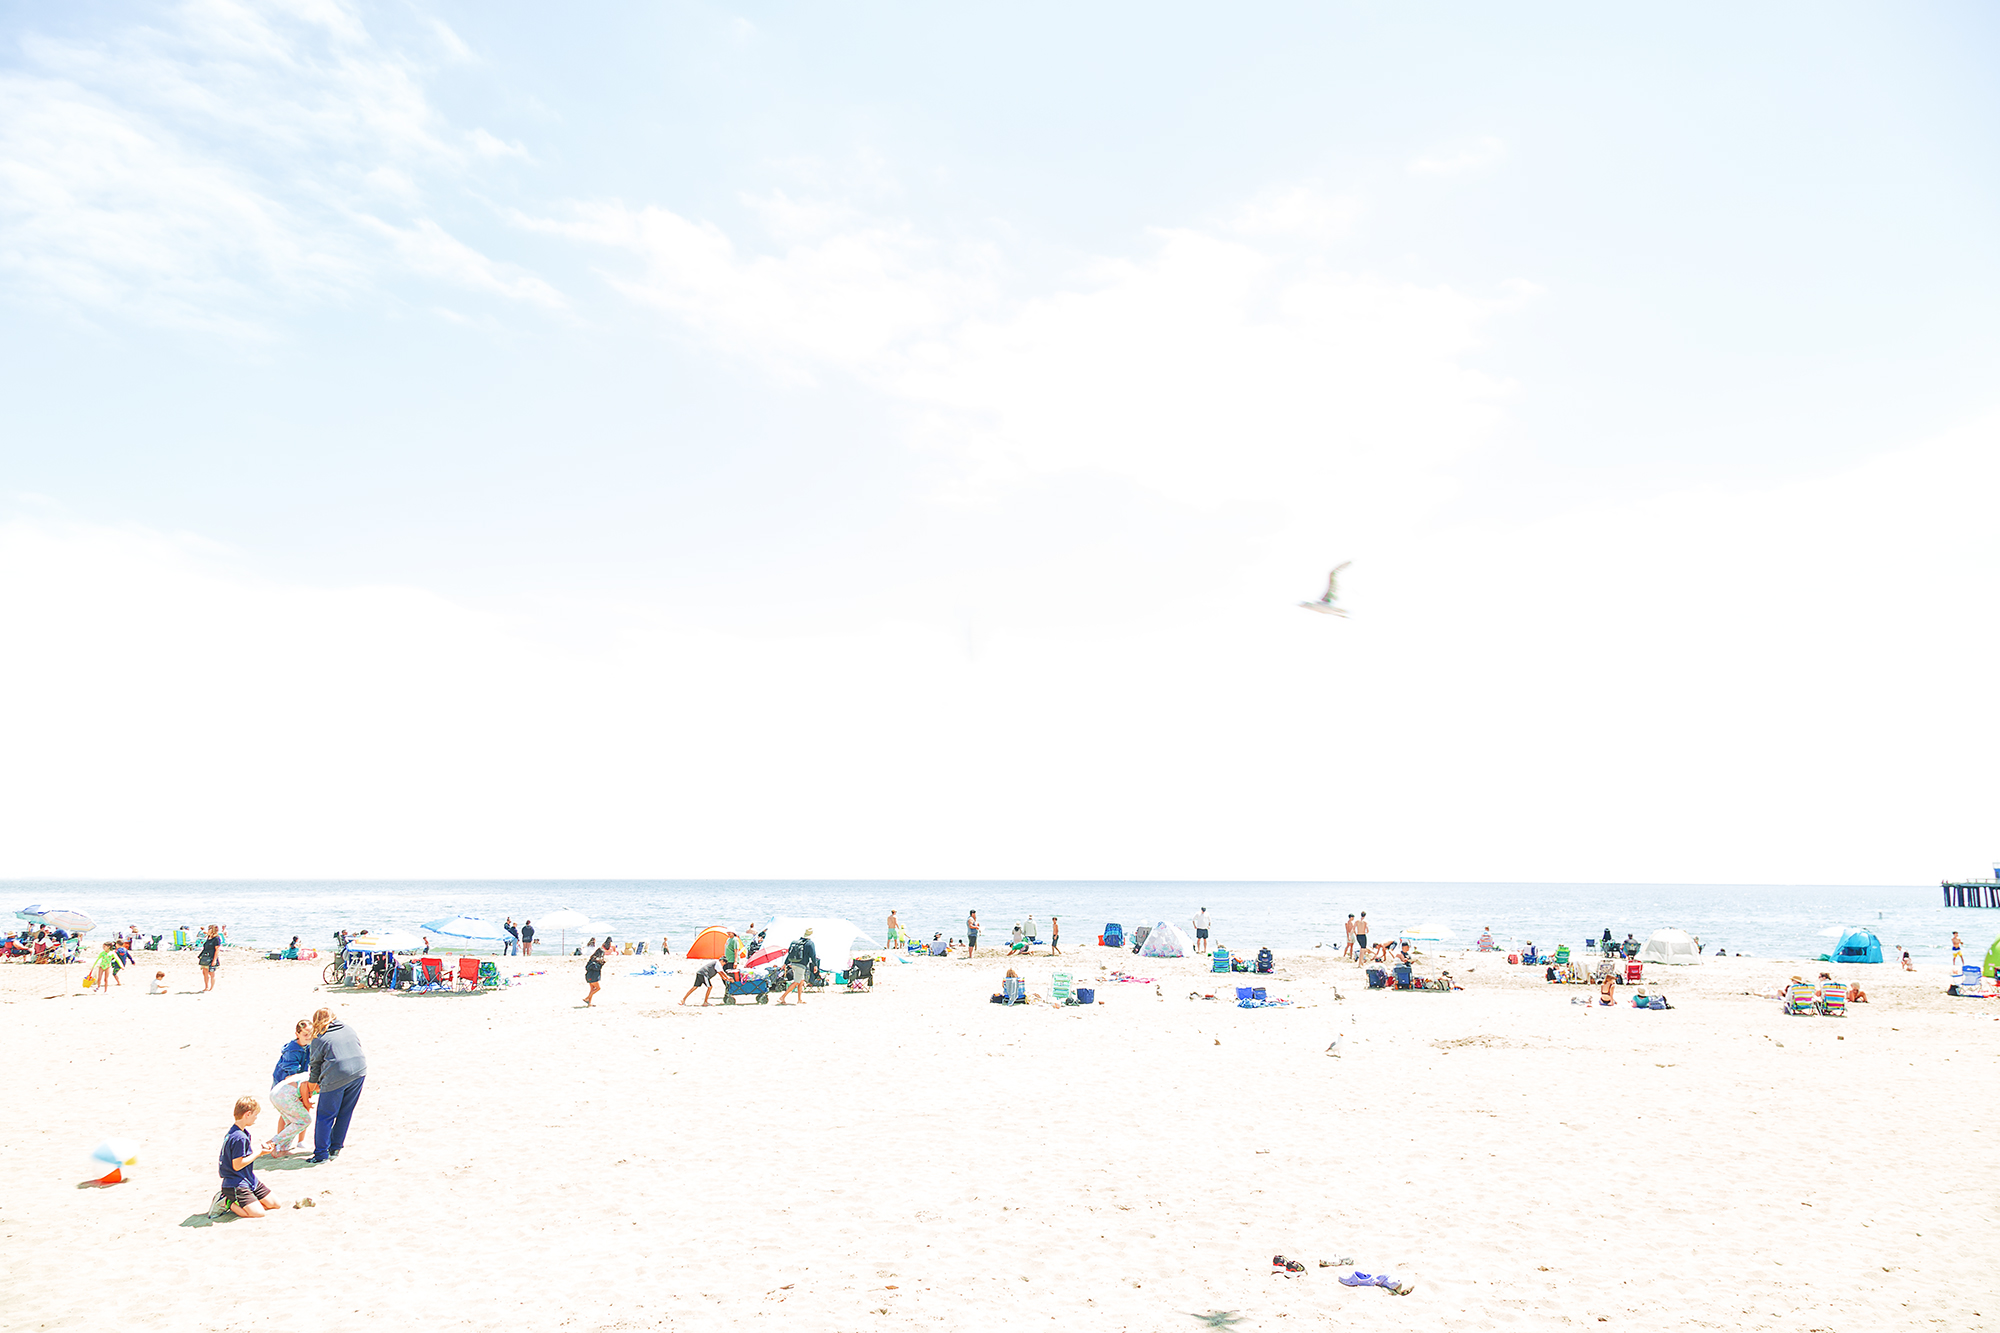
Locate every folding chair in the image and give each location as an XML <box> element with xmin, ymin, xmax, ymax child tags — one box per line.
<box><xmin>1051</xmin><ymin>972</ymin><xmax>1074</xmax><ymax>1004</ymax></box>
<box><xmin>457</xmin><ymin>957</ymin><xmax>482</xmax><ymax>990</ymax></box>
<box><xmin>1783</xmin><ymin>981</ymin><xmax>1818</xmax><ymax>1015</ymax></box>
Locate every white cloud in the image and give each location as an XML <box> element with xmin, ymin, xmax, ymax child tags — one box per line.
<box><xmin>0</xmin><ymin>0</ymin><xmax>558</xmax><ymax>330</ymax></box>
<box><xmin>535</xmin><ymin>186</ymin><xmax>1520</xmax><ymax>525</ymax></box>
<box><xmin>362</xmin><ymin>216</ymin><xmax>564</xmax><ymax>307</ymax></box>
<box><xmin>1407</xmin><ymin>135</ymin><xmax>1508</xmax><ymax>177</ymax></box>
<box><xmin>518</xmin><ymin>198</ymin><xmax>1000</xmax><ymax>379</ymax></box>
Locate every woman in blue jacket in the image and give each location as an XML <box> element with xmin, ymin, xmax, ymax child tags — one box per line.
<box><xmin>267</xmin><ymin>1019</ymin><xmax>313</xmax><ymax>1156</ymax></box>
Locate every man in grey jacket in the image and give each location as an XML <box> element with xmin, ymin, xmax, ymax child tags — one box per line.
<box><xmin>304</xmin><ymin>1010</ymin><xmax>368</xmax><ymax>1164</ymax></box>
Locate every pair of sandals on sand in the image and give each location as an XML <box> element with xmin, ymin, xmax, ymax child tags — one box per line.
<box><xmin>1271</xmin><ymin>1256</ymin><xmax>1415</xmax><ymax>1294</ymax></box>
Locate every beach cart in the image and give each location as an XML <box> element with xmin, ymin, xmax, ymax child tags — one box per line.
<box><xmin>723</xmin><ymin>976</ymin><xmax>769</xmax><ymax>1005</ymax></box>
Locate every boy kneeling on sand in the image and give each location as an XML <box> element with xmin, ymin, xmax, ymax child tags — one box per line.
<box><xmin>220</xmin><ymin>1095</ymin><xmax>281</xmax><ymax>1218</ymax></box>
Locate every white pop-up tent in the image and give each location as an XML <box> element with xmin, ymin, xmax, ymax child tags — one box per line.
<box><xmin>746</xmin><ymin>917</ymin><xmax>879</xmax><ymax>971</ymax></box>
<box><xmin>1139</xmin><ymin>921</ymin><xmax>1194</xmax><ymax>958</ymax></box>
<box><xmin>1637</xmin><ymin>928</ymin><xmax>1701</xmax><ymax>965</ymax></box>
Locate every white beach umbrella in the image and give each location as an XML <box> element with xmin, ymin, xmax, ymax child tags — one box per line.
<box><xmin>538</xmin><ymin>908</ymin><xmax>600</xmax><ymax>956</ymax></box>
<box><xmin>342</xmin><ymin>930</ymin><xmax>424</xmax><ymax>953</ymax></box>
<box><xmin>17</xmin><ymin>904</ymin><xmax>95</xmax><ymax>934</ymax></box>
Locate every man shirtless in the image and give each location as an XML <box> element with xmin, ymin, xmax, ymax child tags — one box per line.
<box><xmin>1343</xmin><ymin>915</ymin><xmax>1357</xmax><ymax>959</ymax></box>
<box><xmin>1353</xmin><ymin>912</ymin><xmax>1370</xmax><ymax>960</ymax></box>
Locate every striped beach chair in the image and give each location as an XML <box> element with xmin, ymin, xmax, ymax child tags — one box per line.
<box><xmin>1783</xmin><ymin>981</ymin><xmax>1818</xmax><ymax>1015</ymax></box>
<box><xmin>1052</xmin><ymin>972</ymin><xmax>1074</xmax><ymax>1004</ymax></box>
<box><xmin>1817</xmin><ymin>981</ymin><xmax>1847</xmax><ymax>1016</ymax></box>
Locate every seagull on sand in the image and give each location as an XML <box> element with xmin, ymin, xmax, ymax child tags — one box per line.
<box><xmin>1299</xmin><ymin>562</ymin><xmax>1350</xmax><ymax>616</ymax></box>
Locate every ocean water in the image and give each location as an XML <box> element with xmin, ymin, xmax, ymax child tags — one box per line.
<box><xmin>4</xmin><ymin>880</ymin><xmax>1986</xmax><ymax>964</ymax></box>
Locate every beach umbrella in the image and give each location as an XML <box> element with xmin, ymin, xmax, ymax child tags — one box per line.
<box><xmin>538</xmin><ymin>908</ymin><xmax>600</xmax><ymax>956</ymax></box>
<box><xmin>419</xmin><ymin>915</ymin><xmax>509</xmax><ymax>951</ymax></box>
<box><xmin>17</xmin><ymin>904</ymin><xmax>94</xmax><ymax>934</ymax></box>
<box><xmin>342</xmin><ymin>930</ymin><xmax>424</xmax><ymax>954</ymax></box>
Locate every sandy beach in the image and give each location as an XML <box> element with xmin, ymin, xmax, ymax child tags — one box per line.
<box><xmin>3</xmin><ymin>942</ymin><xmax>1994</xmax><ymax>1332</ymax></box>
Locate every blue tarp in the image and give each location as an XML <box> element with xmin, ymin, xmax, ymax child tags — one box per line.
<box><xmin>1833</xmin><ymin>928</ymin><xmax>1883</xmax><ymax>965</ymax></box>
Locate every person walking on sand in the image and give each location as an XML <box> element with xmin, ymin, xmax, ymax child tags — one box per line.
<box><xmin>197</xmin><ymin>925</ymin><xmax>221</xmax><ymax>991</ymax></box>
<box><xmin>966</xmin><ymin>911</ymin><xmax>980</xmax><ymax>956</ymax></box>
<box><xmin>1343</xmin><ymin>914</ymin><xmax>1357</xmax><ymax>959</ymax></box>
<box><xmin>779</xmin><ymin>928</ymin><xmax>819</xmax><ymax>1004</ymax></box>
<box><xmin>520</xmin><ymin>919</ymin><xmax>535</xmax><ymax>956</ymax></box>
<box><xmin>503</xmin><ymin>917</ymin><xmax>519</xmax><ymax>956</ymax></box>
<box><xmin>1192</xmin><ymin>907</ymin><xmax>1211</xmax><ymax>954</ymax></box>
<box><xmin>584</xmin><ymin>947</ymin><xmax>605</xmax><ymax>1006</ymax></box>
<box><xmin>304</xmin><ymin>1007</ymin><xmax>366</xmax><ymax>1164</ymax></box>
<box><xmin>1050</xmin><ymin>917</ymin><xmax>1061</xmax><ymax>955</ymax></box>
<box><xmin>1951</xmin><ymin>932</ymin><xmax>1965</xmax><ymax>969</ymax></box>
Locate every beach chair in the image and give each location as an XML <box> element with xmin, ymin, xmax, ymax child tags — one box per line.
<box><xmin>1554</xmin><ymin>945</ymin><xmax>1571</xmax><ymax>965</ymax></box>
<box><xmin>1817</xmin><ymin>981</ymin><xmax>1847</xmax><ymax>1016</ymax></box>
<box><xmin>1129</xmin><ymin>926</ymin><xmax>1151</xmax><ymax>953</ymax></box>
<box><xmin>1625</xmin><ymin>962</ymin><xmax>1643</xmax><ymax>984</ymax></box>
<box><xmin>1001</xmin><ymin>977</ymin><xmax>1026</xmax><ymax>1004</ymax></box>
<box><xmin>456</xmin><ymin>957</ymin><xmax>482</xmax><ymax>989</ymax></box>
<box><xmin>476</xmin><ymin>960</ymin><xmax>503</xmax><ymax>989</ymax></box>
<box><xmin>1366</xmin><ymin>967</ymin><xmax>1388</xmax><ymax>989</ymax></box>
<box><xmin>1783</xmin><ymin>981</ymin><xmax>1817</xmax><ymax>1015</ymax></box>
<box><xmin>1211</xmin><ymin>948</ymin><xmax>1231</xmax><ymax>973</ymax></box>
<box><xmin>1102</xmin><ymin>923</ymin><xmax>1124</xmax><ymax>948</ymax></box>
<box><xmin>1052</xmin><ymin>972</ymin><xmax>1074</xmax><ymax>1004</ymax></box>
<box><xmin>1393</xmin><ymin>964</ymin><xmax>1413</xmax><ymax>989</ymax></box>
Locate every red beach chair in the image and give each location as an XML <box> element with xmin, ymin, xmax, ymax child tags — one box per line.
<box><xmin>1625</xmin><ymin>962</ymin><xmax>1643</xmax><ymax>984</ymax></box>
<box><xmin>457</xmin><ymin>957</ymin><xmax>482</xmax><ymax>989</ymax></box>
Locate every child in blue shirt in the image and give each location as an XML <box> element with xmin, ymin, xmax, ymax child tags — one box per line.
<box><xmin>219</xmin><ymin>1095</ymin><xmax>281</xmax><ymax>1218</ymax></box>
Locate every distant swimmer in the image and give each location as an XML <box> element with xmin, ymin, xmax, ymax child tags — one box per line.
<box><xmin>1299</xmin><ymin>562</ymin><xmax>1350</xmax><ymax>617</ymax></box>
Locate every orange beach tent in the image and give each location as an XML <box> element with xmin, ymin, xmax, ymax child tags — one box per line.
<box><xmin>686</xmin><ymin>926</ymin><xmax>732</xmax><ymax>959</ymax></box>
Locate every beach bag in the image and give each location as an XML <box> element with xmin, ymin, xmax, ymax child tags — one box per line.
<box><xmin>1255</xmin><ymin>948</ymin><xmax>1273</xmax><ymax>973</ymax></box>
<box><xmin>81</xmin><ymin>974</ymin><xmax>94</xmax><ymax>988</ymax></box>
<box><xmin>785</xmin><ymin>938</ymin><xmax>810</xmax><ymax>966</ymax></box>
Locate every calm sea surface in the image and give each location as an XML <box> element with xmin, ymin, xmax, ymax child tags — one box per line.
<box><xmin>4</xmin><ymin>880</ymin><xmax>1985</xmax><ymax>963</ymax></box>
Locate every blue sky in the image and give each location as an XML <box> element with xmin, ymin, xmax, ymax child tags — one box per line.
<box><xmin>1</xmin><ymin>1</ymin><xmax>1995</xmax><ymax>878</ymax></box>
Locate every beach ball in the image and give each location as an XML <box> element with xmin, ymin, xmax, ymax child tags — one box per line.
<box><xmin>88</xmin><ymin>1138</ymin><xmax>138</xmax><ymax>1183</ymax></box>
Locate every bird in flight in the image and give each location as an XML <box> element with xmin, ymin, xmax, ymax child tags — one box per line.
<box><xmin>1298</xmin><ymin>562</ymin><xmax>1350</xmax><ymax>616</ymax></box>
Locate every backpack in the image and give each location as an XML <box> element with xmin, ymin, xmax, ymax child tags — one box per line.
<box><xmin>785</xmin><ymin>938</ymin><xmax>810</xmax><ymax>966</ymax></box>
<box><xmin>1255</xmin><ymin>948</ymin><xmax>1273</xmax><ymax>973</ymax></box>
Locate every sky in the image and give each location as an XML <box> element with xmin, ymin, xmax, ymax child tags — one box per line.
<box><xmin>1</xmin><ymin>0</ymin><xmax>1996</xmax><ymax>881</ymax></box>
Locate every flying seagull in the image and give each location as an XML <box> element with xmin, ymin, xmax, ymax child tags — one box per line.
<box><xmin>1298</xmin><ymin>562</ymin><xmax>1350</xmax><ymax>616</ymax></box>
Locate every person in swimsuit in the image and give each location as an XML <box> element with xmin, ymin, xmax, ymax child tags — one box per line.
<box><xmin>1049</xmin><ymin>917</ymin><xmax>1061</xmax><ymax>955</ymax></box>
<box><xmin>966</xmin><ymin>911</ymin><xmax>979</xmax><ymax>956</ymax></box>
<box><xmin>1353</xmin><ymin>913</ymin><xmax>1369</xmax><ymax>959</ymax></box>
<box><xmin>1951</xmin><ymin>932</ymin><xmax>1965</xmax><ymax>969</ymax></box>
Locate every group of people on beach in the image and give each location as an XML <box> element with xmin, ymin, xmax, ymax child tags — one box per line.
<box><xmin>221</xmin><ymin>1006</ymin><xmax>369</xmax><ymax>1218</ymax></box>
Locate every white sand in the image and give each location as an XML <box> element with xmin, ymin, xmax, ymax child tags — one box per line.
<box><xmin>3</xmin><ymin>942</ymin><xmax>1995</xmax><ymax>1331</ymax></box>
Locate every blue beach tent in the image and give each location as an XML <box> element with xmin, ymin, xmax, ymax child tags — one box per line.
<box><xmin>1832</xmin><ymin>928</ymin><xmax>1883</xmax><ymax>965</ymax></box>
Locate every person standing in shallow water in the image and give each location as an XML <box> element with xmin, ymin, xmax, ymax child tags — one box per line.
<box><xmin>520</xmin><ymin>919</ymin><xmax>534</xmax><ymax>956</ymax></box>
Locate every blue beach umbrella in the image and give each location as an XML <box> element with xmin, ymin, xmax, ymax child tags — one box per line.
<box><xmin>419</xmin><ymin>915</ymin><xmax>509</xmax><ymax>950</ymax></box>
